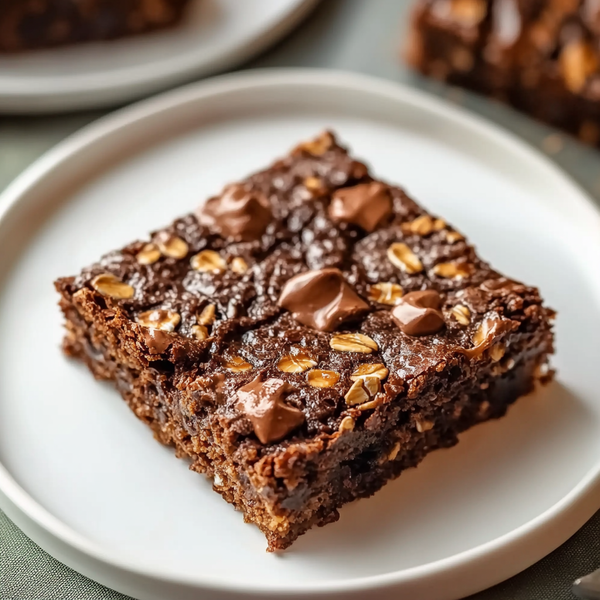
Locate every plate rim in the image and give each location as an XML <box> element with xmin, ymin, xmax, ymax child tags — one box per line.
<box><xmin>0</xmin><ymin>0</ymin><xmax>321</xmax><ymax>113</ymax></box>
<box><xmin>1</xmin><ymin>68</ymin><xmax>600</xmax><ymax>598</ymax></box>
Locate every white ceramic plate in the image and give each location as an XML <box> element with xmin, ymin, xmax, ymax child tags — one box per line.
<box><xmin>1</xmin><ymin>70</ymin><xmax>600</xmax><ymax>600</ymax></box>
<box><xmin>0</xmin><ymin>0</ymin><xmax>319</xmax><ymax>113</ymax></box>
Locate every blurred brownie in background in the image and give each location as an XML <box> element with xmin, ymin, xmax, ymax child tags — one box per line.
<box><xmin>0</xmin><ymin>0</ymin><xmax>192</xmax><ymax>52</ymax></box>
<box><xmin>406</xmin><ymin>0</ymin><xmax>600</xmax><ymax>147</ymax></box>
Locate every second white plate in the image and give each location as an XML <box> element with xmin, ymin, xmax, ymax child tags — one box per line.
<box><xmin>1</xmin><ymin>70</ymin><xmax>600</xmax><ymax>600</ymax></box>
<box><xmin>0</xmin><ymin>0</ymin><xmax>319</xmax><ymax>113</ymax></box>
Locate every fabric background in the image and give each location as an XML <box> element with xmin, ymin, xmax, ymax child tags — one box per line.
<box><xmin>2</xmin><ymin>509</ymin><xmax>600</xmax><ymax>599</ymax></box>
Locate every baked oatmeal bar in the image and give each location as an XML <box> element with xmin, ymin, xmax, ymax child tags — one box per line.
<box><xmin>55</xmin><ymin>131</ymin><xmax>554</xmax><ymax>550</ymax></box>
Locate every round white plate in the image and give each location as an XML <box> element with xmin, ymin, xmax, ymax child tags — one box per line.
<box><xmin>1</xmin><ymin>70</ymin><xmax>600</xmax><ymax>600</ymax></box>
<box><xmin>0</xmin><ymin>0</ymin><xmax>319</xmax><ymax>113</ymax></box>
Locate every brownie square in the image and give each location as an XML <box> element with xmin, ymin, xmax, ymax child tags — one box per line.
<box><xmin>405</xmin><ymin>0</ymin><xmax>600</xmax><ymax>146</ymax></box>
<box><xmin>0</xmin><ymin>0</ymin><xmax>192</xmax><ymax>52</ymax></box>
<box><xmin>55</xmin><ymin>131</ymin><xmax>554</xmax><ymax>550</ymax></box>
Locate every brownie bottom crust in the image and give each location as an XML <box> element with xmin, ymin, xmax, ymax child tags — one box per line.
<box><xmin>60</xmin><ymin>290</ymin><xmax>552</xmax><ymax>551</ymax></box>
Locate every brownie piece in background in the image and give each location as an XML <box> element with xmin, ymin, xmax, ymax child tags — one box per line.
<box><xmin>55</xmin><ymin>132</ymin><xmax>555</xmax><ymax>551</ymax></box>
<box><xmin>0</xmin><ymin>0</ymin><xmax>192</xmax><ymax>52</ymax></box>
<box><xmin>406</xmin><ymin>0</ymin><xmax>600</xmax><ymax>146</ymax></box>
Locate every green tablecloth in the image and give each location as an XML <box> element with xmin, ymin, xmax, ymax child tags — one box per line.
<box><xmin>3</xmin><ymin>508</ymin><xmax>599</xmax><ymax>600</ymax></box>
<box><xmin>1</xmin><ymin>1</ymin><xmax>599</xmax><ymax>598</ymax></box>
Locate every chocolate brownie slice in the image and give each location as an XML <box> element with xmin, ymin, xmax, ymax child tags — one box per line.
<box><xmin>405</xmin><ymin>0</ymin><xmax>600</xmax><ymax>146</ymax></box>
<box><xmin>55</xmin><ymin>131</ymin><xmax>555</xmax><ymax>551</ymax></box>
<box><xmin>0</xmin><ymin>0</ymin><xmax>192</xmax><ymax>52</ymax></box>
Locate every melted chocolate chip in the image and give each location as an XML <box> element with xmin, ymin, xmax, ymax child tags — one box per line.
<box><xmin>392</xmin><ymin>290</ymin><xmax>445</xmax><ymax>336</ymax></box>
<box><xmin>236</xmin><ymin>376</ymin><xmax>304</xmax><ymax>444</ymax></box>
<box><xmin>210</xmin><ymin>373</ymin><xmax>227</xmax><ymax>403</ymax></box>
<box><xmin>583</xmin><ymin>0</ymin><xmax>600</xmax><ymax>34</ymax></box>
<box><xmin>143</xmin><ymin>329</ymin><xmax>173</xmax><ymax>354</ymax></box>
<box><xmin>197</xmin><ymin>184</ymin><xmax>272</xmax><ymax>241</ymax></box>
<box><xmin>278</xmin><ymin>268</ymin><xmax>369</xmax><ymax>332</ymax></box>
<box><xmin>328</xmin><ymin>182</ymin><xmax>393</xmax><ymax>232</ymax></box>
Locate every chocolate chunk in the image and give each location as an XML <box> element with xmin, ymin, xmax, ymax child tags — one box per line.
<box><xmin>328</xmin><ymin>182</ymin><xmax>392</xmax><ymax>232</ymax></box>
<box><xmin>236</xmin><ymin>376</ymin><xmax>304</xmax><ymax>444</ymax></box>
<box><xmin>197</xmin><ymin>184</ymin><xmax>272</xmax><ymax>241</ymax></box>
<box><xmin>392</xmin><ymin>290</ymin><xmax>445</xmax><ymax>336</ymax></box>
<box><xmin>143</xmin><ymin>329</ymin><xmax>173</xmax><ymax>354</ymax></box>
<box><xmin>492</xmin><ymin>0</ymin><xmax>522</xmax><ymax>47</ymax></box>
<box><xmin>0</xmin><ymin>0</ymin><xmax>192</xmax><ymax>53</ymax></box>
<box><xmin>278</xmin><ymin>268</ymin><xmax>369</xmax><ymax>332</ymax></box>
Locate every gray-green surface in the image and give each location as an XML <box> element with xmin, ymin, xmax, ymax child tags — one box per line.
<box><xmin>1</xmin><ymin>1</ymin><xmax>599</xmax><ymax>598</ymax></box>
